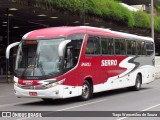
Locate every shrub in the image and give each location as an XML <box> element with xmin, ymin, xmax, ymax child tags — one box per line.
<box><xmin>35</xmin><ymin>0</ymin><xmax>135</xmax><ymax>27</ymax></box>
<box><xmin>155</xmin><ymin>16</ymin><xmax>160</xmax><ymax>32</ymax></box>
<box><xmin>35</xmin><ymin>0</ymin><xmax>160</xmax><ymax>32</ymax></box>
<box><xmin>133</xmin><ymin>11</ymin><xmax>151</xmax><ymax>29</ymax></box>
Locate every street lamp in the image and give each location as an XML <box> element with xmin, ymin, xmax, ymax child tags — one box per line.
<box><xmin>83</xmin><ymin>0</ymin><xmax>86</xmax><ymax>25</ymax></box>
<box><xmin>151</xmin><ymin>0</ymin><xmax>154</xmax><ymax>40</ymax></box>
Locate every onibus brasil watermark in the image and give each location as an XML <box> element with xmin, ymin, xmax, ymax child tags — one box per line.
<box><xmin>0</xmin><ymin>111</ymin><xmax>160</xmax><ymax>117</ymax></box>
<box><xmin>1</xmin><ymin>112</ymin><xmax>42</xmax><ymax>118</ymax></box>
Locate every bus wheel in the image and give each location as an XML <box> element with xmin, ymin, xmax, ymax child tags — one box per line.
<box><xmin>132</xmin><ymin>74</ymin><xmax>142</xmax><ymax>91</ymax></box>
<box><xmin>80</xmin><ymin>81</ymin><xmax>92</xmax><ymax>101</ymax></box>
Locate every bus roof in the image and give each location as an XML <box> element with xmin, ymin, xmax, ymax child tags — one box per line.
<box><xmin>80</xmin><ymin>26</ymin><xmax>153</xmax><ymax>42</ymax></box>
<box><xmin>22</xmin><ymin>26</ymin><xmax>153</xmax><ymax>42</ymax></box>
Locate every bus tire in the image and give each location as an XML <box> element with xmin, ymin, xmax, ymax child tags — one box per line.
<box><xmin>132</xmin><ymin>74</ymin><xmax>142</xmax><ymax>91</ymax></box>
<box><xmin>80</xmin><ymin>81</ymin><xmax>92</xmax><ymax>101</ymax></box>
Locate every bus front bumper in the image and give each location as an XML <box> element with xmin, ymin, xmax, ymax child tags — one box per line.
<box><xmin>14</xmin><ymin>84</ymin><xmax>64</xmax><ymax>99</ymax></box>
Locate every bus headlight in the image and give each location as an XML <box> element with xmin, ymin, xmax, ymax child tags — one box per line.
<box><xmin>14</xmin><ymin>81</ymin><xmax>22</xmax><ymax>87</ymax></box>
<box><xmin>14</xmin><ymin>81</ymin><xmax>18</xmax><ymax>86</ymax></box>
<box><xmin>14</xmin><ymin>81</ymin><xmax>20</xmax><ymax>87</ymax></box>
<box><xmin>46</xmin><ymin>79</ymin><xmax>65</xmax><ymax>88</ymax></box>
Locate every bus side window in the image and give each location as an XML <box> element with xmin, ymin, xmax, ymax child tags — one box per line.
<box><xmin>85</xmin><ymin>36</ymin><xmax>100</xmax><ymax>55</ymax></box>
<box><xmin>137</xmin><ymin>41</ymin><xmax>142</xmax><ymax>55</ymax></box>
<box><xmin>67</xmin><ymin>34</ymin><xmax>84</xmax><ymax>66</ymax></box>
<box><xmin>64</xmin><ymin>44</ymin><xmax>73</xmax><ymax>69</ymax></box>
<box><xmin>101</xmin><ymin>38</ymin><xmax>114</xmax><ymax>55</ymax></box>
<box><xmin>146</xmin><ymin>42</ymin><xmax>154</xmax><ymax>55</ymax></box>
<box><xmin>115</xmin><ymin>39</ymin><xmax>126</xmax><ymax>55</ymax></box>
<box><xmin>127</xmin><ymin>40</ymin><xmax>136</xmax><ymax>55</ymax></box>
<box><xmin>137</xmin><ymin>41</ymin><xmax>146</xmax><ymax>55</ymax></box>
<box><xmin>141</xmin><ymin>41</ymin><xmax>146</xmax><ymax>55</ymax></box>
<box><xmin>132</xmin><ymin>41</ymin><xmax>136</xmax><ymax>55</ymax></box>
<box><xmin>127</xmin><ymin>40</ymin><xmax>131</xmax><ymax>55</ymax></box>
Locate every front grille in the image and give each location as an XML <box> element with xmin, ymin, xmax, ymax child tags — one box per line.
<box><xmin>19</xmin><ymin>85</ymin><xmax>48</xmax><ymax>90</ymax></box>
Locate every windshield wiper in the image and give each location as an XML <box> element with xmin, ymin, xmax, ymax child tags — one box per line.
<box><xmin>21</xmin><ymin>53</ymin><xmax>36</xmax><ymax>77</ymax></box>
<box><xmin>36</xmin><ymin>53</ymin><xmax>46</xmax><ymax>78</ymax></box>
<box><xmin>37</xmin><ymin>61</ymin><xmax>46</xmax><ymax>77</ymax></box>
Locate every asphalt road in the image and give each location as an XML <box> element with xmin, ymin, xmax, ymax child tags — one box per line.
<box><xmin>0</xmin><ymin>79</ymin><xmax>160</xmax><ymax>120</ymax></box>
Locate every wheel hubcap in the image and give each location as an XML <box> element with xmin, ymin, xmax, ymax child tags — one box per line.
<box><xmin>82</xmin><ymin>84</ymin><xmax>89</xmax><ymax>97</ymax></box>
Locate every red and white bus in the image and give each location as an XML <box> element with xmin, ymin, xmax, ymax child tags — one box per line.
<box><xmin>6</xmin><ymin>26</ymin><xmax>155</xmax><ymax>101</ymax></box>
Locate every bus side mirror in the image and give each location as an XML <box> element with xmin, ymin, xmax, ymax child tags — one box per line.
<box><xmin>58</xmin><ymin>40</ymin><xmax>71</xmax><ymax>57</ymax></box>
<box><xmin>6</xmin><ymin>42</ymin><xmax>20</xmax><ymax>59</ymax></box>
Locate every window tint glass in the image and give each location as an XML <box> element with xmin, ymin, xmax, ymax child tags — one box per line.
<box><xmin>146</xmin><ymin>42</ymin><xmax>154</xmax><ymax>55</ymax></box>
<box><xmin>137</xmin><ymin>41</ymin><xmax>142</xmax><ymax>55</ymax></box>
<box><xmin>141</xmin><ymin>41</ymin><xmax>146</xmax><ymax>55</ymax></box>
<box><xmin>67</xmin><ymin>34</ymin><xmax>84</xmax><ymax>66</ymax></box>
<box><xmin>101</xmin><ymin>38</ymin><xmax>114</xmax><ymax>55</ymax></box>
<box><xmin>137</xmin><ymin>41</ymin><xmax>146</xmax><ymax>55</ymax></box>
<box><xmin>115</xmin><ymin>39</ymin><xmax>126</xmax><ymax>55</ymax></box>
<box><xmin>85</xmin><ymin>36</ymin><xmax>100</xmax><ymax>55</ymax></box>
<box><xmin>127</xmin><ymin>40</ymin><xmax>136</xmax><ymax>55</ymax></box>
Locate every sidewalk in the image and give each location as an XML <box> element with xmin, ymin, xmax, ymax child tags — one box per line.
<box><xmin>155</xmin><ymin>56</ymin><xmax>160</xmax><ymax>79</ymax></box>
<box><xmin>0</xmin><ymin>75</ymin><xmax>13</xmax><ymax>83</ymax></box>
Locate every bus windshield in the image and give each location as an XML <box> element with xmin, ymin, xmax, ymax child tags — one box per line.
<box><xmin>15</xmin><ymin>38</ymin><xmax>65</xmax><ymax>78</ymax></box>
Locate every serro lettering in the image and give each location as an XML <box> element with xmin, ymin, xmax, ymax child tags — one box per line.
<box><xmin>23</xmin><ymin>80</ymin><xmax>33</xmax><ymax>85</ymax></box>
<box><xmin>101</xmin><ymin>60</ymin><xmax>117</xmax><ymax>66</ymax></box>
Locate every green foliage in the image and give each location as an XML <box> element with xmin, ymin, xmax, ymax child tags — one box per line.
<box><xmin>155</xmin><ymin>16</ymin><xmax>160</xmax><ymax>32</ymax></box>
<box><xmin>36</xmin><ymin>0</ymin><xmax>83</xmax><ymax>13</ymax></box>
<box><xmin>133</xmin><ymin>11</ymin><xmax>151</xmax><ymax>29</ymax></box>
<box><xmin>35</xmin><ymin>0</ymin><xmax>160</xmax><ymax>32</ymax></box>
<box><xmin>35</xmin><ymin>0</ymin><xmax>135</xmax><ymax>27</ymax></box>
<box><xmin>85</xmin><ymin>0</ymin><xmax>135</xmax><ymax>27</ymax></box>
<box><xmin>155</xmin><ymin>5</ymin><xmax>160</xmax><ymax>12</ymax></box>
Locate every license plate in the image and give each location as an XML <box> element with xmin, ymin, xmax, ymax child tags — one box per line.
<box><xmin>29</xmin><ymin>92</ymin><xmax>37</xmax><ymax>96</ymax></box>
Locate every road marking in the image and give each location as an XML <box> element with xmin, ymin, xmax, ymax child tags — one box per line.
<box><xmin>0</xmin><ymin>94</ymin><xmax>14</xmax><ymax>98</ymax></box>
<box><xmin>17</xmin><ymin>99</ymin><xmax>108</xmax><ymax>120</ymax></box>
<box><xmin>140</xmin><ymin>88</ymin><xmax>160</xmax><ymax>93</ymax></box>
<box><xmin>141</xmin><ymin>103</ymin><xmax>160</xmax><ymax>111</ymax></box>
<box><xmin>0</xmin><ymin>84</ymin><xmax>4</xmax><ymax>86</ymax></box>
<box><xmin>0</xmin><ymin>96</ymin><xmax>7</xmax><ymax>98</ymax></box>
<box><xmin>57</xmin><ymin>99</ymin><xmax>108</xmax><ymax>111</ymax></box>
<box><xmin>0</xmin><ymin>99</ymin><xmax>40</xmax><ymax>108</ymax></box>
<box><xmin>116</xmin><ymin>103</ymin><xmax>160</xmax><ymax>120</ymax></box>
